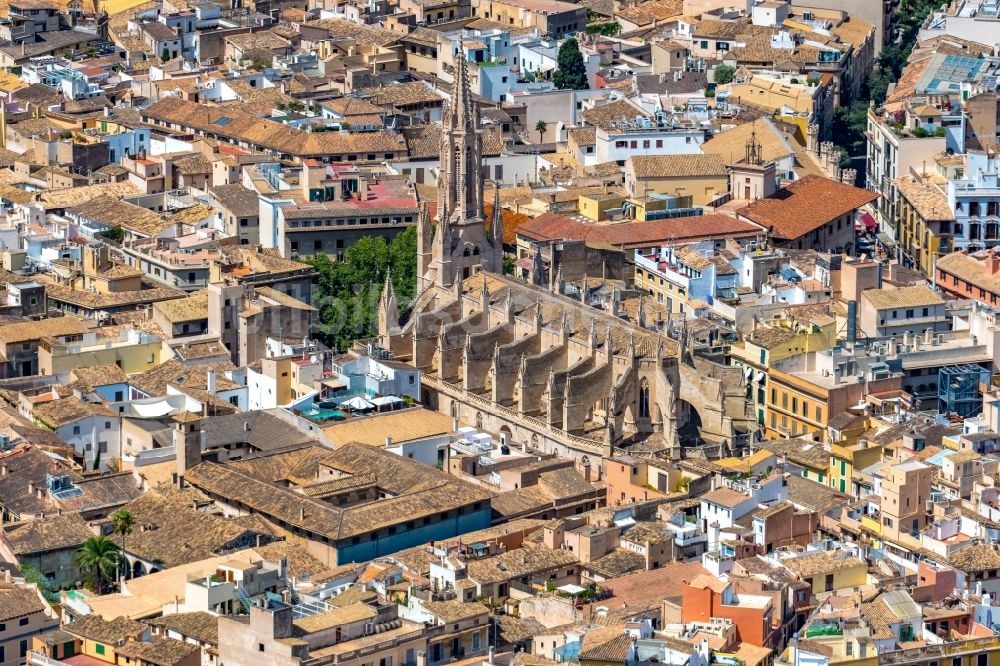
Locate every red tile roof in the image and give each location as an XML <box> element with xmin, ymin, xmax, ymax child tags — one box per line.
<box><xmin>737</xmin><ymin>174</ymin><xmax>877</xmax><ymax>241</ymax></box>
<box><xmin>600</xmin><ymin>560</ymin><xmax>710</xmax><ymax>608</ymax></box>
<box><xmin>517</xmin><ymin>212</ymin><xmax>764</xmax><ymax>249</ymax></box>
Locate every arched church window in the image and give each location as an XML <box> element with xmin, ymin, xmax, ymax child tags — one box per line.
<box><xmin>639</xmin><ymin>378</ymin><xmax>650</xmax><ymax>419</ymax></box>
<box><xmin>473</xmin><ymin>246</ymin><xmax>480</xmax><ymax>256</ymax></box>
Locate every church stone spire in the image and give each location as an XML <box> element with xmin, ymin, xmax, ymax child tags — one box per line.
<box><xmin>377</xmin><ymin>271</ymin><xmax>398</xmax><ymax>336</ymax></box>
<box><xmin>490</xmin><ymin>184</ymin><xmax>504</xmax><ymax>252</ymax></box>
<box><xmin>418</xmin><ymin>43</ymin><xmax>501</xmax><ymax>293</ymax></box>
<box><xmin>438</xmin><ymin>39</ymin><xmax>483</xmax><ymax>224</ymax></box>
<box><xmin>416</xmin><ymin>201</ymin><xmax>432</xmax><ymax>291</ymax></box>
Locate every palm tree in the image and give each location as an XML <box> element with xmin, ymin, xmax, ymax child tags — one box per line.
<box><xmin>111</xmin><ymin>510</ymin><xmax>135</xmax><ymax>582</ymax></box>
<box><xmin>75</xmin><ymin>536</ymin><xmax>120</xmax><ymax>594</ymax></box>
<box><xmin>535</xmin><ymin>119</ymin><xmax>548</xmax><ymax>145</ymax></box>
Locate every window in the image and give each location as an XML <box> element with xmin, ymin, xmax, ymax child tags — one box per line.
<box><xmin>259</xmin><ymin>643</ymin><xmax>265</xmax><ymax>653</ymax></box>
<box><xmin>73</xmin><ymin>426</ymin><xmax>81</xmax><ymax>435</ymax></box>
<box><xmin>96</xmin><ymin>645</ymin><xmax>106</xmax><ymax>656</ymax></box>
<box><xmin>472</xmin><ymin>633</ymin><xmax>480</xmax><ymax>652</ymax></box>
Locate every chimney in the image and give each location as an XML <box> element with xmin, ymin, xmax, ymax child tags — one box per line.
<box><xmin>990</xmin><ymin>250</ymin><xmax>1000</xmax><ymax>275</ymax></box>
<box><xmin>1</xmin><ymin>463</ymin><xmax>6</xmax><ymax>477</ymax></box>
<box><xmin>28</xmin><ymin>480</ymin><xmax>34</xmax><ymax>494</ymax></box>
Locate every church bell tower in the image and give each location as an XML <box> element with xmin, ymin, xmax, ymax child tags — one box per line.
<box><xmin>417</xmin><ymin>40</ymin><xmax>502</xmax><ymax>293</ymax></box>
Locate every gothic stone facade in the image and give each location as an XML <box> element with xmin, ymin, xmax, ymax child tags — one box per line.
<box><xmin>377</xmin><ymin>47</ymin><xmax>750</xmax><ymax>466</ymax></box>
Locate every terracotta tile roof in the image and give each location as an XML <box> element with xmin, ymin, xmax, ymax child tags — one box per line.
<box><xmin>2</xmin><ymin>511</ymin><xmax>93</xmax><ymax>554</ymax></box>
<box><xmin>321</xmin><ymin>408</ymin><xmax>453</xmax><ymax>447</ymax></box>
<box><xmin>617</xmin><ymin>0</ymin><xmax>682</xmax><ymax>26</ymax></box>
<box><xmin>738</xmin><ymin>174</ymin><xmax>877</xmax><ymax>241</ymax></box>
<box><xmin>293</xmin><ymin>602</ymin><xmax>378</xmax><ymax>633</ymax></box>
<box><xmin>579</xmin><ymin>633</ymin><xmax>634</xmax><ymax>661</ymax></box>
<box><xmin>39</xmin><ymin>181</ymin><xmax>142</xmax><ymax>210</ymax></box>
<box><xmin>895</xmin><ymin>175</ymin><xmax>954</xmax><ymax>221</ymax></box>
<box><xmin>466</xmin><ymin>544</ymin><xmax>578</xmax><ymax>584</ymax></box>
<box><xmin>421</xmin><ymin>599</ymin><xmax>490</xmax><ymax>623</ymax></box>
<box><xmin>153</xmin><ymin>289</ymin><xmax>208</xmax><ymax>323</ymax></box>
<box><xmin>518</xmin><ymin>212</ymin><xmax>763</xmax><ymax>248</ymax></box>
<box><xmin>581</xmin><ymin>98</ymin><xmax>650</xmax><ymax>130</ymax></box>
<box><xmin>701</xmin><ymin>119</ymin><xmax>795</xmax><ymax>164</ymax></box>
<box><xmin>116</xmin><ymin>486</ymin><xmax>278</xmax><ymax>569</ymax></box>
<box><xmin>302</xmin><ymin>17</ymin><xmax>401</xmax><ymax>46</ymax></box>
<box><xmin>781</xmin><ymin>551</ymin><xmax>864</xmax><ymax>577</ymax></box>
<box><xmin>601</xmin><ymin>560</ymin><xmax>710</xmax><ymax>608</ymax></box>
<box><xmin>251</xmin><ymin>540</ymin><xmax>331</xmax><ymax>579</ymax></box>
<box><xmin>115</xmin><ymin>637</ymin><xmax>200</xmax><ymax>666</ymax></box>
<box><xmin>937</xmin><ymin>251</ymin><xmax>1000</xmax><ymax>295</ymax></box>
<box><xmin>0</xmin><ymin>444</ymin><xmax>80</xmax><ymax>516</ymax></box>
<box><xmin>67</xmin><ymin>195</ymin><xmax>169</xmax><ymax>236</ymax></box>
<box><xmin>700</xmin><ymin>486</ymin><xmax>749</xmax><ymax>508</ymax></box>
<box><xmin>0</xmin><ymin>582</ymin><xmax>49</xmax><ymax>622</ymax></box>
<box><xmin>861</xmin><ymin>285</ymin><xmax>944</xmax><ymax>311</ymax></box>
<box><xmin>142</xmin><ymin>97</ymin><xmax>406</xmax><ymax>159</ymax></box>
<box><xmin>45</xmin><ymin>283</ymin><xmax>186</xmax><ymax>311</ymax></box>
<box><xmin>149</xmin><ymin>612</ymin><xmax>218</xmax><ymax>645</ymax></box>
<box><xmin>185</xmin><ymin>443</ymin><xmax>492</xmax><ymax>542</ymax></box>
<box><xmin>584</xmin><ymin>548</ymin><xmax>645</xmax><ymax>578</ymax></box>
<box><xmin>0</xmin><ymin>316</ymin><xmax>88</xmax><ymax>344</ymax></box>
<box><xmin>32</xmin><ymin>396</ymin><xmax>115</xmax><ymax>428</ymax></box>
<box><xmin>628</xmin><ymin>154</ymin><xmax>727</xmax><ymax>179</ymax></box>
<box><xmin>130</xmin><ymin>358</ymin><xmax>237</xmax><ymax>397</ymax></box>
<box><xmin>947</xmin><ymin>543</ymin><xmax>1000</xmax><ymax>572</ymax></box>
<box><xmin>64</xmin><ymin>615</ymin><xmax>147</xmax><ymax>644</ymax></box>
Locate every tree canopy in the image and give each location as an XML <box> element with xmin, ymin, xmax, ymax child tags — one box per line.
<box><xmin>305</xmin><ymin>227</ymin><xmax>417</xmax><ymax>352</ymax></box>
<box><xmin>713</xmin><ymin>65</ymin><xmax>735</xmax><ymax>85</ymax></box>
<box><xmin>553</xmin><ymin>38</ymin><xmax>589</xmax><ymax>90</ymax></box>
<box><xmin>75</xmin><ymin>536</ymin><xmax>120</xmax><ymax>594</ymax></box>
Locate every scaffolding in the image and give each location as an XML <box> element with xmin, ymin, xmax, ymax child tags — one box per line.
<box><xmin>937</xmin><ymin>364</ymin><xmax>989</xmax><ymax>418</ymax></box>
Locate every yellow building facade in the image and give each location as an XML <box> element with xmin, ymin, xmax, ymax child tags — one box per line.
<box><xmin>765</xmin><ymin>368</ymin><xmax>830</xmax><ymax>440</ymax></box>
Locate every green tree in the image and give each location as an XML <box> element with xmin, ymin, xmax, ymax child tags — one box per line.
<box><xmin>100</xmin><ymin>225</ymin><xmax>125</xmax><ymax>243</ymax></box>
<box><xmin>305</xmin><ymin>227</ymin><xmax>417</xmax><ymax>352</ymax></box>
<box><xmin>713</xmin><ymin>65</ymin><xmax>736</xmax><ymax>85</ymax></box>
<box><xmin>553</xmin><ymin>38</ymin><xmax>588</xmax><ymax>90</ymax></box>
<box><xmin>502</xmin><ymin>255</ymin><xmax>515</xmax><ymax>275</ymax></box>
<box><xmin>832</xmin><ymin>101</ymin><xmax>870</xmax><ymax>160</ymax></box>
<box><xmin>75</xmin><ymin>536</ymin><xmax>121</xmax><ymax>594</ymax></box>
<box><xmin>111</xmin><ymin>510</ymin><xmax>135</xmax><ymax>582</ymax></box>
<box><xmin>535</xmin><ymin>119</ymin><xmax>548</xmax><ymax>144</ymax></box>
<box><xmin>161</xmin><ymin>46</ymin><xmax>170</xmax><ymax>63</ymax></box>
<box><xmin>19</xmin><ymin>563</ymin><xmax>57</xmax><ymax>603</ymax></box>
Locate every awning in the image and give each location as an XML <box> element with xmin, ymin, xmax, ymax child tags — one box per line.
<box><xmin>338</xmin><ymin>396</ymin><xmax>375</xmax><ymax>410</ymax></box>
<box><xmin>861</xmin><ymin>212</ymin><xmax>878</xmax><ymax>231</ymax></box>
<box><xmin>780</xmin><ymin>267</ymin><xmax>801</xmax><ymax>282</ymax></box>
<box><xmin>370</xmin><ymin>396</ymin><xmax>403</xmax><ymax>406</ymax></box>
<box><xmin>754</xmin><ymin>370</ymin><xmax>765</xmax><ymax>383</ymax></box>
<box><xmin>876</xmin><ymin>232</ymin><xmax>895</xmax><ymax>246</ymax></box>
